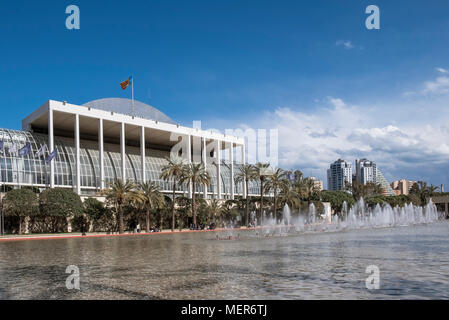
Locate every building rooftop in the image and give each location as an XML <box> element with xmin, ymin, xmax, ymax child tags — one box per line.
<box><xmin>82</xmin><ymin>98</ymin><xmax>176</xmax><ymax>125</ymax></box>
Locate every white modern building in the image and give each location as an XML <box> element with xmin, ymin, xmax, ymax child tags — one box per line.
<box><xmin>327</xmin><ymin>159</ymin><xmax>352</xmax><ymax>191</ymax></box>
<box><xmin>355</xmin><ymin>158</ymin><xmax>395</xmax><ymax>195</ymax></box>
<box><xmin>355</xmin><ymin>158</ymin><xmax>377</xmax><ymax>185</ymax></box>
<box><xmin>0</xmin><ymin>98</ymin><xmax>259</xmax><ymax>199</ymax></box>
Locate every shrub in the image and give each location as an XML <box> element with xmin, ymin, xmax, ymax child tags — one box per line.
<box><xmin>2</xmin><ymin>188</ymin><xmax>39</xmax><ymax>234</ymax></box>
<box><xmin>83</xmin><ymin>198</ymin><xmax>115</xmax><ymax>232</ymax></box>
<box><xmin>34</xmin><ymin>188</ymin><xmax>83</xmax><ymax>233</ymax></box>
<box><xmin>321</xmin><ymin>190</ymin><xmax>355</xmax><ymax>213</ymax></box>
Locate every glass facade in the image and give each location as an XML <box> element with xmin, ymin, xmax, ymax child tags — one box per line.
<box><xmin>0</xmin><ymin>129</ymin><xmax>258</xmax><ymax>197</ymax></box>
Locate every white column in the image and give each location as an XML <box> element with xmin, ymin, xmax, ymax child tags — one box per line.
<box><xmin>216</xmin><ymin>140</ymin><xmax>221</xmax><ymax>199</ymax></box>
<box><xmin>75</xmin><ymin>114</ymin><xmax>81</xmax><ymax>195</ymax></box>
<box><xmin>202</xmin><ymin>137</ymin><xmax>207</xmax><ymax>199</ymax></box>
<box><xmin>140</xmin><ymin>126</ymin><xmax>146</xmax><ymax>183</ymax></box>
<box><xmin>230</xmin><ymin>142</ymin><xmax>234</xmax><ymax>200</ymax></box>
<box><xmin>241</xmin><ymin>144</ymin><xmax>246</xmax><ymax>198</ymax></box>
<box><xmin>98</xmin><ymin>119</ymin><xmax>104</xmax><ymax>190</ymax></box>
<box><xmin>48</xmin><ymin>107</ymin><xmax>54</xmax><ymax>188</ymax></box>
<box><xmin>187</xmin><ymin>135</ymin><xmax>192</xmax><ymax>198</ymax></box>
<box><xmin>120</xmin><ymin>122</ymin><xmax>126</xmax><ymax>182</ymax></box>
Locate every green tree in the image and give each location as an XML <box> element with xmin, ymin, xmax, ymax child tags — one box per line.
<box><xmin>160</xmin><ymin>157</ymin><xmax>187</xmax><ymax>231</ymax></box>
<box><xmin>102</xmin><ymin>180</ymin><xmax>141</xmax><ymax>234</ymax></box>
<box><xmin>180</xmin><ymin>163</ymin><xmax>210</xmax><ymax>227</ymax></box>
<box><xmin>235</xmin><ymin>164</ymin><xmax>256</xmax><ymax>227</ymax></box>
<box><xmin>39</xmin><ymin>188</ymin><xmax>83</xmax><ymax>233</ymax></box>
<box><xmin>321</xmin><ymin>190</ymin><xmax>355</xmax><ymax>215</ymax></box>
<box><xmin>346</xmin><ymin>181</ymin><xmax>383</xmax><ymax>200</ymax></box>
<box><xmin>409</xmin><ymin>181</ymin><xmax>439</xmax><ymax>205</ymax></box>
<box><xmin>266</xmin><ymin>168</ymin><xmax>287</xmax><ymax>222</ymax></box>
<box><xmin>279</xmin><ymin>182</ymin><xmax>300</xmax><ymax>212</ymax></box>
<box><xmin>176</xmin><ymin>196</ymin><xmax>192</xmax><ymax>230</ymax></box>
<box><xmin>295</xmin><ymin>177</ymin><xmax>317</xmax><ymax>205</ymax></box>
<box><xmin>254</xmin><ymin>162</ymin><xmax>270</xmax><ymax>225</ymax></box>
<box><xmin>3</xmin><ymin>189</ymin><xmax>39</xmax><ymax>234</ymax></box>
<box><xmin>206</xmin><ymin>199</ymin><xmax>222</xmax><ymax>225</ymax></box>
<box><xmin>220</xmin><ymin>200</ymin><xmax>240</xmax><ymax>226</ymax></box>
<box><xmin>83</xmin><ymin>197</ymin><xmax>114</xmax><ymax>232</ymax></box>
<box><xmin>138</xmin><ymin>182</ymin><xmax>165</xmax><ymax>232</ymax></box>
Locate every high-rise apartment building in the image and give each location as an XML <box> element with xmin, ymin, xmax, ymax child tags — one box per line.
<box><xmin>355</xmin><ymin>158</ymin><xmax>377</xmax><ymax>185</ymax></box>
<box><xmin>327</xmin><ymin>159</ymin><xmax>352</xmax><ymax>190</ymax></box>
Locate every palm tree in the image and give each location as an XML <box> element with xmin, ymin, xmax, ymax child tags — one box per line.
<box><xmin>279</xmin><ymin>182</ymin><xmax>300</xmax><ymax>211</ymax></box>
<box><xmin>410</xmin><ymin>181</ymin><xmax>439</xmax><ymax>205</ymax></box>
<box><xmin>138</xmin><ymin>182</ymin><xmax>165</xmax><ymax>232</ymax></box>
<box><xmin>221</xmin><ymin>200</ymin><xmax>239</xmax><ymax>226</ymax></box>
<box><xmin>102</xmin><ymin>180</ymin><xmax>141</xmax><ymax>234</ymax></box>
<box><xmin>235</xmin><ymin>164</ymin><xmax>256</xmax><ymax>227</ymax></box>
<box><xmin>180</xmin><ymin>163</ymin><xmax>210</xmax><ymax>227</ymax></box>
<box><xmin>160</xmin><ymin>157</ymin><xmax>187</xmax><ymax>231</ymax></box>
<box><xmin>296</xmin><ymin>177</ymin><xmax>316</xmax><ymax>205</ymax></box>
<box><xmin>347</xmin><ymin>181</ymin><xmax>383</xmax><ymax>200</ymax></box>
<box><xmin>266</xmin><ymin>168</ymin><xmax>287</xmax><ymax>222</ymax></box>
<box><xmin>207</xmin><ymin>199</ymin><xmax>222</xmax><ymax>225</ymax></box>
<box><xmin>254</xmin><ymin>162</ymin><xmax>271</xmax><ymax>225</ymax></box>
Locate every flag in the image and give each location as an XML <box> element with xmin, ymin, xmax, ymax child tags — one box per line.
<box><xmin>35</xmin><ymin>144</ymin><xmax>47</xmax><ymax>158</ymax></box>
<box><xmin>0</xmin><ymin>140</ymin><xmax>3</xmax><ymax>154</ymax></box>
<box><xmin>120</xmin><ymin>76</ymin><xmax>132</xmax><ymax>90</ymax></box>
<box><xmin>45</xmin><ymin>149</ymin><xmax>58</xmax><ymax>164</ymax></box>
<box><xmin>8</xmin><ymin>143</ymin><xmax>17</xmax><ymax>155</ymax></box>
<box><xmin>18</xmin><ymin>143</ymin><xmax>31</xmax><ymax>157</ymax></box>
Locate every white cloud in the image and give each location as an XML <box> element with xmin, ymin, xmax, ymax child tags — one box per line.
<box><xmin>230</xmin><ymin>97</ymin><xmax>449</xmax><ymax>187</ymax></box>
<box><xmin>335</xmin><ymin>40</ymin><xmax>363</xmax><ymax>50</ymax></box>
<box><xmin>436</xmin><ymin>67</ymin><xmax>449</xmax><ymax>74</ymax></box>
<box><xmin>336</xmin><ymin>40</ymin><xmax>354</xmax><ymax>49</ymax></box>
<box><xmin>423</xmin><ymin>76</ymin><xmax>449</xmax><ymax>94</ymax></box>
<box><xmin>329</xmin><ymin>97</ymin><xmax>345</xmax><ymax>108</ymax></box>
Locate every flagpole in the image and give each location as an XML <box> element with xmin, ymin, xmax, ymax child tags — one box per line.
<box><xmin>131</xmin><ymin>76</ymin><xmax>135</xmax><ymax>117</ymax></box>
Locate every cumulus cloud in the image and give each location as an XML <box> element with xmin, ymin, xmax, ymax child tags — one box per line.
<box><xmin>232</xmin><ymin>97</ymin><xmax>449</xmax><ymax>187</ymax></box>
<box><xmin>436</xmin><ymin>67</ymin><xmax>449</xmax><ymax>74</ymax></box>
<box><xmin>423</xmin><ymin>76</ymin><xmax>449</xmax><ymax>94</ymax></box>
<box><xmin>335</xmin><ymin>40</ymin><xmax>363</xmax><ymax>50</ymax></box>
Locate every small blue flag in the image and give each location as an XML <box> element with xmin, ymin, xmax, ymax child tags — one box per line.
<box><xmin>45</xmin><ymin>149</ymin><xmax>58</xmax><ymax>164</ymax></box>
<box><xmin>18</xmin><ymin>143</ymin><xmax>31</xmax><ymax>157</ymax></box>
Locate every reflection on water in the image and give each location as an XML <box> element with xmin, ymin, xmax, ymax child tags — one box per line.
<box><xmin>1</xmin><ymin>221</ymin><xmax>449</xmax><ymax>300</ymax></box>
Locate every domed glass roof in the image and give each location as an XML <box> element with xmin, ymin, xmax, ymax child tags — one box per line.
<box><xmin>83</xmin><ymin>98</ymin><xmax>176</xmax><ymax>125</ymax></box>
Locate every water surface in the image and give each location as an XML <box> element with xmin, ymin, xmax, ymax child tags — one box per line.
<box><xmin>1</xmin><ymin>221</ymin><xmax>448</xmax><ymax>299</ymax></box>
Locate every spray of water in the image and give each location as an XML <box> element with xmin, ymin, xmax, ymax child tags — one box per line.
<box><xmin>257</xmin><ymin>198</ymin><xmax>442</xmax><ymax>236</ymax></box>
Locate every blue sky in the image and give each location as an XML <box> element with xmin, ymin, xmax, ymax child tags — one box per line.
<box><xmin>1</xmin><ymin>0</ymin><xmax>449</xmax><ymax>187</ymax></box>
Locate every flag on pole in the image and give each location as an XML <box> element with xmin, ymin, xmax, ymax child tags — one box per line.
<box><xmin>45</xmin><ymin>149</ymin><xmax>58</xmax><ymax>164</ymax></box>
<box><xmin>120</xmin><ymin>76</ymin><xmax>132</xmax><ymax>90</ymax></box>
<box><xmin>8</xmin><ymin>143</ymin><xmax>18</xmax><ymax>155</ymax></box>
<box><xmin>35</xmin><ymin>144</ymin><xmax>47</xmax><ymax>158</ymax></box>
<box><xmin>18</xmin><ymin>143</ymin><xmax>31</xmax><ymax>157</ymax></box>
